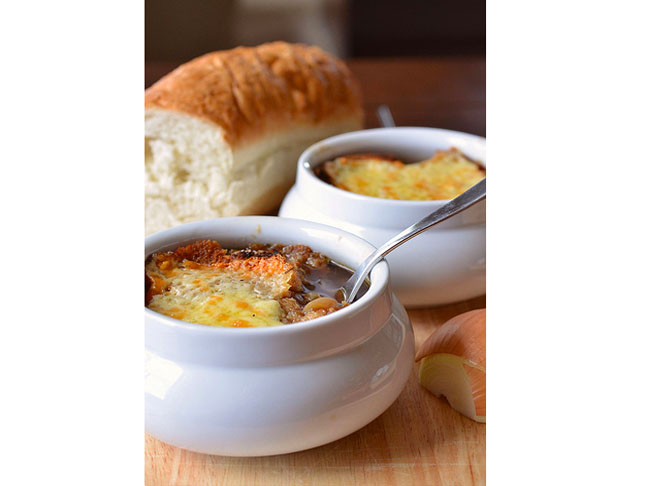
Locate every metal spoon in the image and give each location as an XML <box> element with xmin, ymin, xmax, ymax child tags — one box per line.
<box><xmin>377</xmin><ymin>104</ymin><xmax>396</xmax><ymax>128</ymax></box>
<box><xmin>340</xmin><ymin>178</ymin><xmax>486</xmax><ymax>303</ymax></box>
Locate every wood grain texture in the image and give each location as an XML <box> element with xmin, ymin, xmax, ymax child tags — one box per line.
<box><xmin>145</xmin><ymin>295</ymin><xmax>486</xmax><ymax>486</ymax></box>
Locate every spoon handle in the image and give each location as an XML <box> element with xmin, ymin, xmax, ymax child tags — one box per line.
<box><xmin>342</xmin><ymin>178</ymin><xmax>486</xmax><ymax>303</ymax></box>
<box><xmin>377</xmin><ymin>104</ymin><xmax>396</xmax><ymax>128</ymax></box>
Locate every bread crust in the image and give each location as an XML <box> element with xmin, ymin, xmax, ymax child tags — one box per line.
<box><xmin>145</xmin><ymin>42</ymin><xmax>363</xmax><ymax>147</ymax></box>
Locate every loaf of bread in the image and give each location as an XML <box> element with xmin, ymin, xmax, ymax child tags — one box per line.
<box><xmin>145</xmin><ymin>41</ymin><xmax>364</xmax><ymax>234</ymax></box>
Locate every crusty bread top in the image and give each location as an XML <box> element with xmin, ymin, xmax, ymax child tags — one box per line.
<box><xmin>145</xmin><ymin>42</ymin><xmax>363</xmax><ymax>147</ymax></box>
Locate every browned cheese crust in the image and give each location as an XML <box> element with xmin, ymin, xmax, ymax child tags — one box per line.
<box><xmin>145</xmin><ymin>240</ymin><xmax>345</xmax><ymax>325</ymax></box>
<box><xmin>145</xmin><ymin>41</ymin><xmax>364</xmax><ymax>147</ymax></box>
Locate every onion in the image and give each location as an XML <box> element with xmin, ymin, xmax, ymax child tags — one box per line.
<box><xmin>416</xmin><ymin>308</ymin><xmax>485</xmax><ymax>423</ymax></box>
<box><xmin>303</xmin><ymin>297</ymin><xmax>339</xmax><ymax>312</ymax></box>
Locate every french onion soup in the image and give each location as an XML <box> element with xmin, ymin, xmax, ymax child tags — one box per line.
<box><xmin>145</xmin><ymin>240</ymin><xmax>367</xmax><ymax>328</ymax></box>
<box><xmin>315</xmin><ymin>148</ymin><xmax>485</xmax><ymax>201</ymax></box>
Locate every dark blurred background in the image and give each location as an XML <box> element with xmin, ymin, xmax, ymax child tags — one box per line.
<box><xmin>145</xmin><ymin>0</ymin><xmax>485</xmax><ymax>135</ymax></box>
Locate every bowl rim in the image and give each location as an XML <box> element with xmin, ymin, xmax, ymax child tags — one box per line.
<box><xmin>298</xmin><ymin>126</ymin><xmax>486</xmax><ymax>207</ymax></box>
<box><xmin>144</xmin><ymin>216</ymin><xmax>390</xmax><ymax>336</ymax></box>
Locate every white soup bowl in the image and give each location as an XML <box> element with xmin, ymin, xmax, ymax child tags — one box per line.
<box><xmin>145</xmin><ymin>216</ymin><xmax>414</xmax><ymax>456</ymax></box>
<box><xmin>279</xmin><ymin>127</ymin><xmax>486</xmax><ymax>307</ymax></box>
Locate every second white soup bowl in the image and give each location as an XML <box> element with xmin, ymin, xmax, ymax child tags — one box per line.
<box><xmin>145</xmin><ymin>216</ymin><xmax>414</xmax><ymax>456</ymax></box>
<box><xmin>279</xmin><ymin>127</ymin><xmax>486</xmax><ymax>307</ymax></box>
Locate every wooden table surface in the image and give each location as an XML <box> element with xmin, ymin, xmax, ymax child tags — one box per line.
<box><xmin>145</xmin><ymin>56</ymin><xmax>486</xmax><ymax>485</ymax></box>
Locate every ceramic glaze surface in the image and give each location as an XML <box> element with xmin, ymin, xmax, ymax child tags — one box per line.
<box><xmin>145</xmin><ymin>217</ymin><xmax>415</xmax><ymax>456</ymax></box>
<box><xmin>279</xmin><ymin>127</ymin><xmax>486</xmax><ymax>307</ymax></box>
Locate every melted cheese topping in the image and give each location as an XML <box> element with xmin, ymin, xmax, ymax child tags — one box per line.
<box><xmin>145</xmin><ymin>241</ymin><xmax>296</xmax><ymax>328</ymax></box>
<box><xmin>322</xmin><ymin>149</ymin><xmax>485</xmax><ymax>200</ymax></box>
<box><xmin>145</xmin><ymin>240</ymin><xmax>349</xmax><ymax>328</ymax></box>
<box><xmin>147</xmin><ymin>265</ymin><xmax>283</xmax><ymax>327</ymax></box>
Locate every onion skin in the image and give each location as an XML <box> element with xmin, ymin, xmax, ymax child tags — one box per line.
<box><xmin>417</xmin><ymin>309</ymin><xmax>486</xmax><ymax>422</ymax></box>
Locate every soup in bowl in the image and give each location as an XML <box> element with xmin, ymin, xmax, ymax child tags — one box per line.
<box><xmin>279</xmin><ymin>127</ymin><xmax>486</xmax><ymax>307</ymax></box>
<box><xmin>145</xmin><ymin>239</ymin><xmax>369</xmax><ymax>327</ymax></box>
<box><xmin>145</xmin><ymin>216</ymin><xmax>414</xmax><ymax>456</ymax></box>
